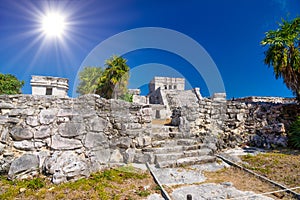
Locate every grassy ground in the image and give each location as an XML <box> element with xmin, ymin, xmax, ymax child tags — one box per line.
<box><xmin>203</xmin><ymin>167</ymin><xmax>295</xmax><ymax>199</ymax></box>
<box><xmin>241</xmin><ymin>149</ymin><xmax>300</xmax><ymax>195</ymax></box>
<box><xmin>0</xmin><ymin>165</ymin><xmax>160</xmax><ymax>200</ymax></box>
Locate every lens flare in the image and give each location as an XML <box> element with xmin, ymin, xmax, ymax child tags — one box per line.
<box><xmin>42</xmin><ymin>13</ymin><xmax>66</xmax><ymax>38</ymax></box>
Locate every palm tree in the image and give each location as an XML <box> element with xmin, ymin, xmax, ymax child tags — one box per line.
<box><xmin>76</xmin><ymin>67</ymin><xmax>103</xmax><ymax>95</ymax></box>
<box><xmin>96</xmin><ymin>55</ymin><xmax>130</xmax><ymax>99</ymax></box>
<box><xmin>261</xmin><ymin>17</ymin><xmax>300</xmax><ymax>100</ymax></box>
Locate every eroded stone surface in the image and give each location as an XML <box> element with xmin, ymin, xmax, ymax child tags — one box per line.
<box><xmin>171</xmin><ymin>183</ymin><xmax>273</xmax><ymax>200</ymax></box>
<box><xmin>43</xmin><ymin>151</ymin><xmax>90</xmax><ymax>184</ymax></box>
<box><xmin>8</xmin><ymin>154</ymin><xmax>39</xmax><ymax>180</ymax></box>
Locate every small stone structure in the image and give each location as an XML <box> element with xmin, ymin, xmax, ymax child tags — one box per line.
<box><xmin>30</xmin><ymin>75</ymin><xmax>69</xmax><ymax>97</ymax></box>
<box><xmin>148</xmin><ymin>77</ymin><xmax>185</xmax><ymax>105</ymax></box>
<box><xmin>149</xmin><ymin>77</ymin><xmax>185</xmax><ymax>92</ymax></box>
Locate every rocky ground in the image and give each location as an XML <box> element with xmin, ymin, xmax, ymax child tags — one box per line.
<box><xmin>146</xmin><ymin>147</ymin><xmax>298</xmax><ymax>200</ymax></box>
<box><xmin>146</xmin><ymin>162</ymin><xmax>274</xmax><ymax>200</ymax></box>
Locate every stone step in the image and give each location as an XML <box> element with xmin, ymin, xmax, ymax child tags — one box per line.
<box><xmin>162</xmin><ymin>139</ymin><xmax>199</xmax><ymax>146</ymax></box>
<box><xmin>150</xmin><ymin>132</ymin><xmax>186</xmax><ymax>140</ymax></box>
<box><xmin>151</xmin><ymin>125</ymin><xmax>179</xmax><ymax>134</ymax></box>
<box><xmin>151</xmin><ymin>125</ymin><xmax>169</xmax><ymax>133</ymax></box>
<box><xmin>177</xmin><ymin>155</ymin><xmax>216</xmax><ymax>167</ymax></box>
<box><xmin>154</xmin><ymin>152</ymin><xmax>183</xmax><ymax>163</ymax></box>
<box><xmin>176</xmin><ymin>139</ymin><xmax>198</xmax><ymax>146</ymax></box>
<box><xmin>156</xmin><ymin>155</ymin><xmax>216</xmax><ymax>168</ymax></box>
<box><xmin>183</xmin><ymin>148</ymin><xmax>213</xmax><ymax>157</ymax></box>
<box><xmin>143</xmin><ymin>146</ymin><xmax>184</xmax><ymax>154</ymax></box>
<box><xmin>150</xmin><ymin>132</ymin><xmax>171</xmax><ymax>140</ymax></box>
<box><xmin>143</xmin><ymin>144</ymin><xmax>205</xmax><ymax>154</ymax></box>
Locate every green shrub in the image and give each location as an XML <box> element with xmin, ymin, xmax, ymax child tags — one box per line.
<box><xmin>288</xmin><ymin>116</ymin><xmax>300</xmax><ymax>149</ymax></box>
<box><xmin>27</xmin><ymin>178</ymin><xmax>45</xmax><ymax>190</ymax></box>
<box><xmin>119</xmin><ymin>93</ymin><xmax>133</xmax><ymax>102</ymax></box>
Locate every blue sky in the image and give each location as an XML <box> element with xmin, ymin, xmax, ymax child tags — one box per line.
<box><xmin>0</xmin><ymin>0</ymin><xmax>299</xmax><ymax>98</ymax></box>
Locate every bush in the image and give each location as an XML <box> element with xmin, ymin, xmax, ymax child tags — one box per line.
<box><xmin>288</xmin><ymin>116</ymin><xmax>300</xmax><ymax>149</ymax></box>
<box><xmin>0</xmin><ymin>73</ymin><xmax>24</xmax><ymax>95</ymax></box>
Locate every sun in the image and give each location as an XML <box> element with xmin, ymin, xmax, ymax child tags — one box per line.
<box><xmin>41</xmin><ymin>12</ymin><xmax>66</xmax><ymax>38</ymax></box>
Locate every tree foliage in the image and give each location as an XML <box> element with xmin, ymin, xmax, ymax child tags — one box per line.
<box><xmin>76</xmin><ymin>67</ymin><xmax>103</xmax><ymax>95</ymax></box>
<box><xmin>96</xmin><ymin>55</ymin><xmax>130</xmax><ymax>99</ymax></box>
<box><xmin>261</xmin><ymin>17</ymin><xmax>300</xmax><ymax>100</ymax></box>
<box><xmin>0</xmin><ymin>73</ymin><xmax>24</xmax><ymax>95</ymax></box>
<box><xmin>288</xmin><ymin>116</ymin><xmax>300</xmax><ymax>149</ymax></box>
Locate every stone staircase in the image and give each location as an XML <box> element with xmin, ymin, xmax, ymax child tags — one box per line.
<box><xmin>146</xmin><ymin>124</ymin><xmax>216</xmax><ymax>168</ymax></box>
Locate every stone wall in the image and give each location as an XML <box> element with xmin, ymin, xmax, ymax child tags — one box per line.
<box><xmin>0</xmin><ymin>94</ymin><xmax>152</xmax><ymax>183</ymax></box>
<box><xmin>0</xmin><ymin>93</ymin><xmax>299</xmax><ymax>184</ymax></box>
<box><xmin>175</xmin><ymin>94</ymin><xmax>300</xmax><ymax>149</ymax></box>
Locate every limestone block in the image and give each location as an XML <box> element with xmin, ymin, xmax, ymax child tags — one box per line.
<box><xmin>8</xmin><ymin>154</ymin><xmax>39</xmax><ymax>180</ymax></box>
<box><xmin>10</xmin><ymin>126</ymin><xmax>33</xmax><ymax>141</ymax></box>
<box><xmin>124</xmin><ymin>148</ymin><xmax>136</xmax><ymax>163</ymax></box>
<box><xmin>35</xmin><ymin>151</ymin><xmax>50</xmax><ymax>169</ymax></box>
<box><xmin>143</xmin><ymin>136</ymin><xmax>151</xmax><ymax>146</ymax></box>
<box><xmin>84</xmin><ymin>132</ymin><xmax>108</xmax><ymax>149</ymax></box>
<box><xmin>114</xmin><ymin>137</ymin><xmax>132</xmax><ymax>149</ymax></box>
<box><xmin>0</xmin><ymin>102</ymin><xmax>14</xmax><ymax>109</ymax></box>
<box><xmin>8</xmin><ymin>109</ymin><xmax>25</xmax><ymax>116</ymax></box>
<box><xmin>57</xmin><ymin>109</ymin><xmax>79</xmax><ymax>117</ymax></box>
<box><xmin>133</xmin><ymin>153</ymin><xmax>153</xmax><ymax>163</ymax></box>
<box><xmin>109</xmin><ymin>149</ymin><xmax>124</xmax><ymax>163</ymax></box>
<box><xmin>13</xmin><ymin>140</ymin><xmax>35</xmax><ymax>151</ymax></box>
<box><xmin>236</xmin><ymin>113</ymin><xmax>244</xmax><ymax>121</ymax></box>
<box><xmin>126</xmin><ymin>130</ymin><xmax>141</xmax><ymax>138</ymax></box>
<box><xmin>34</xmin><ymin>126</ymin><xmax>51</xmax><ymax>139</ymax></box>
<box><xmin>34</xmin><ymin>141</ymin><xmax>45</xmax><ymax>149</ymax></box>
<box><xmin>58</xmin><ymin>122</ymin><xmax>85</xmax><ymax>138</ymax></box>
<box><xmin>136</xmin><ymin>137</ymin><xmax>144</xmax><ymax>147</ymax></box>
<box><xmin>127</xmin><ymin>123</ymin><xmax>142</xmax><ymax>130</ymax></box>
<box><xmin>39</xmin><ymin>109</ymin><xmax>58</xmax><ymax>125</ymax></box>
<box><xmin>87</xmin><ymin>117</ymin><xmax>108</xmax><ymax>132</ymax></box>
<box><xmin>0</xmin><ymin>127</ymin><xmax>9</xmax><ymax>142</ymax></box>
<box><xmin>43</xmin><ymin>151</ymin><xmax>90</xmax><ymax>184</ymax></box>
<box><xmin>0</xmin><ymin>142</ymin><xmax>5</xmax><ymax>154</ymax></box>
<box><xmin>26</xmin><ymin>116</ymin><xmax>39</xmax><ymax>127</ymax></box>
<box><xmin>50</xmin><ymin>135</ymin><xmax>82</xmax><ymax>150</ymax></box>
<box><xmin>87</xmin><ymin>149</ymin><xmax>111</xmax><ymax>165</ymax></box>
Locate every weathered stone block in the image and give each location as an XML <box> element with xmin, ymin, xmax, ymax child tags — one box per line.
<box><xmin>124</xmin><ymin>148</ymin><xmax>135</xmax><ymax>163</ymax></box>
<box><xmin>0</xmin><ymin>127</ymin><xmax>9</xmax><ymax>142</ymax></box>
<box><xmin>39</xmin><ymin>109</ymin><xmax>58</xmax><ymax>124</ymax></box>
<box><xmin>59</xmin><ymin>122</ymin><xmax>85</xmax><ymax>138</ymax></box>
<box><xmin>87</xmin><ymin>117</ymin><xmax>108</xmax><ymax>132</ymax></box>
<box><xmin>8</xmin><ymin>154</ymin><xmax>39</xmax><ymax>180</ymax></box>
<box><xmin>10</xmin><ymin>126</ymin><xmax>33</xmax><ymax>141</ymax></box>
<box><xmin>26</xmin><ymin>116</ymin><xmax>39</xmax><ymax>127</ymax></box>
<box><xmin>109</xmin><ymin>149</ymin><xmax>124</xmax><ymax>163</ymax></box>
<box><xmin>133</xmin><ymin>153</ymin><xmax>153</xmax><ymax>163</ymax></box>
<box><xmin>0</xmin><ymin>102</ymin><xmax>14</xmax><ymax>109</ymax></box>
<box><xmin>43</xmin><ymin>151</ymin><xmax>90</xmax><ymax>184</ymax></box>
<box><xmin>84</xmin><ymin>132</ymin><xmax>108</xmax><ymax>149</ymax></box>
<box><xmin>34</xmin><ymin>126</ymin><xmax>51</xmax><ymax>139</ymax></box>
<box><xmin>13</xmin><ymin>140</ymin><xmax>35</xmax><ymax>151</ymax></box>
<box><xmin>50</xmin><ymin>135</ymin><xmax>82</xmax><ymax>150</ymax></box>
<box><xmin>113</xmin><ymin>137</ymin><xmax>132</xmax><ymax>149</ymax></box>
<box><xmin>87</xmin><ymin>149</ymin><xmax>111</xmax><ymax>165</ymax></box>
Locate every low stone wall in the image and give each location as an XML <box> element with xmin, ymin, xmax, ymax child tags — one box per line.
<box><xmin>1</xmin><ymin>93</ymin><xmax>299</xmax><ymax>184</ymax></box>
<box><xmin>0</xmin><ymin>94</ymin><xmax>152</xmax><ymax>183</ymax></box>
<box><xmin>176</xmin><ymin>95</ymin><xmax>300</xmax><ymax>149</ymax></box>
